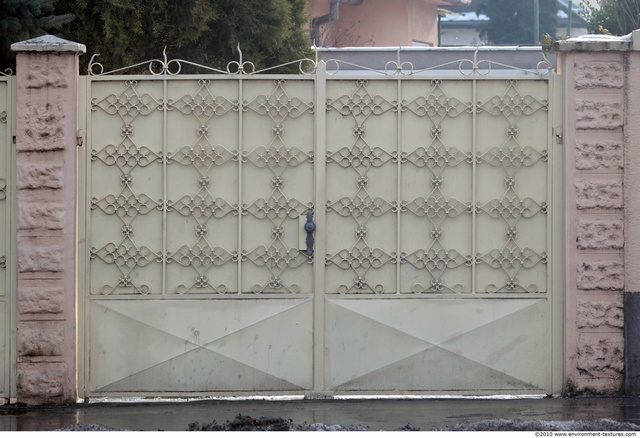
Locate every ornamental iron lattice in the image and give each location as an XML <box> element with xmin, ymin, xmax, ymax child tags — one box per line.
<box><xmin>88</xmin><ymin>50</ymin><xmax>553</xmax><ymax>296</ymax></box>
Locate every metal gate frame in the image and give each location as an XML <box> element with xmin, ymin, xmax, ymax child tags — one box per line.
<box><xmin>0</xmin><ymin>73</ymin><xmax>16</xmax><ymax>402</ymax></box>
<box><xmin>77</xmin><ymin>51</ymin><xmax>563</xmax><ymax>398</ymax></box>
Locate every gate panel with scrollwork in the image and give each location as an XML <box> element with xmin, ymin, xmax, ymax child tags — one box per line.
<box><xmin>81</xmin><ymin>53</ymin><xmax>562</xmax><ymax>397</ymax></box>
<box><xmin>323</xmin><ymin>75</ymin><xmax>561</xmax><ymax>393</ymax></box>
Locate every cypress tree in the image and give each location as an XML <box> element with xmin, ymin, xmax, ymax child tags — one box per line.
<box><xmin>476</xmin><ymin>0</ymin><xmax>559</xmax><ymax>45</ymax></box>
<box><xmin>55</xmin><ymin>0</ymin><xmax>313</xmax><ymax>74</ymax></box>
<box><xmin>0</xmin><ymin>0</ymin><xmax>73</xmax><ymax>68</ymax></box>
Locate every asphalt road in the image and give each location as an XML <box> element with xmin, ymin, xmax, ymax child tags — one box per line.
<box><xmin>1</xmin><ymin>396</ymin><xmax>640</xmax><ymax>431</ymax></box>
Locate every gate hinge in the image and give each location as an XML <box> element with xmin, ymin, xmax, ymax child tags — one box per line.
<box><xmin>553</xmin><ymin>127</ymin><xmax>563</xmax><ymax>145</ymax></box>
<box><xmin>77</xmin><ymin>129</ymin><xmax>85</xmax><ymax>147</ymax></box>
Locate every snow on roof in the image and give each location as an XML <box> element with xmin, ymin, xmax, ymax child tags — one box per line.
<box><xmin>440</xmin><ymin>12</ymin><xmax>488</xmax><ymax>22</ymax></box>
<box><xmin>440</xmin><ymin>7</ymin><xmax>580</xmax><ymax>23</ymax></box>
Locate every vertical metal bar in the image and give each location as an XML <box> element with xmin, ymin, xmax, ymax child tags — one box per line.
<box><xmin>76</xmin><ymin>75</ymin><xmax>88</xmax><ymax>400</ymax></box>
<box><xmin>471</xmin><ymin>79</ymin><xmax>477</xmax><ymax>294</ymax></box>
<box><xmin>313</xmin><ymin>62</ymin><xmax>327</xmax><ymax>392</ymax></box>
<box><xmin>567</xmin><ymin>0</ymin><xmax>573</xmax><ymax>37</ymax></box>
<box><xmin>238</xmin><ymin>78</ymin><xmax>244</xmax><ymax>294</ymax></box>
<box><xmin>546</xmin><ymin>76</ymin><xmax>554</xmax><ymax>392</ymax></box>
<box><xmin>534</xmin><ymin>0</ymin><xmax>540</xmax><ymax>44</ymax></box>
<box><xmin>5</xmin><ymin>77</ymin><xmax>15</xmax><ymax>400</ymax></box>
<box><xmin>162</xmin><ymin>79</ymin><xmax>168</xmax><ymax>295</ymax></box>
<box><xmin>550</xmin><ymin>75</ymin><xmax>565</xmax><ymax>393</ymax></box>
<box><xmin>396</xmin><ymin>78</ymin><xmax>402</xmax><ymax>294</ymax></box>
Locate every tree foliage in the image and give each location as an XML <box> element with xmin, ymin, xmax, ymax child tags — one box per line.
<box><xmin>580</xmin><ymin>0</ymin><xmax>640</xmax><ymax>35</ymax></box>
<box><xmin>0</xmin><ymin>0</ymin><xmax>73</xmax><ymax>68</ymax></box>
<box><xmin>55</xmin><ymin>0</ymin><xmax>313</xmax><ymax>73</ymax></box>
<box><xmin>476</xmin><ymin>0</ymin><xmax>559</xmax><ymax>45</ymax></box>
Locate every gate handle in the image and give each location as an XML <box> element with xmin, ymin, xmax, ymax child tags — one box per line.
<box><xmin>304</xmin><ymin>211</ymin><xmax>315</xmax><ymax>256</ymax></box>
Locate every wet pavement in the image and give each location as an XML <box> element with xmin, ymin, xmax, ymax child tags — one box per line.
<box><xmin>1</xmin><ymin>396</ymin><xmax>640</xmax><ymax>431</ymax></box>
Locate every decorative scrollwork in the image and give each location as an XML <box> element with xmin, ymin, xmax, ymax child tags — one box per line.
<box><xmin>401</xmin><ymin>144</ymin><xmax>471</xmax><ymax>170</ymax></box>
<box><xmin>327</xmin><ymin>82</ymin><xmax>396</xmax><ymax>117</ymax></box>
<box><xmin>88</xmin><ymin>45</ymin><xmax>318</xmax><ymax>76</ymax></box>
<box><xmin>92</xmin><ymin>143</ymin><xmax>163</xmax><ymax>169</ymax></box>
<box><xmin>478</xmin><ymin>80</ymin><xmax>548</xmax><ymax>120</ymax></box>
<box><xmin>244</xmin><ymin>196</ymin><xmax>311</xmax><ymax>220</ymax></box>
<box><xmin>403</xmin><ymin>197</ymin><xmax>468</xmax><ymax>220</ymax></box>
<box><xmin>168</xmin><ymin>144</ymin><xmax>238</xmax><ymax>167</ymax></box>
<box><xmin>169</xmin><ymin>245</ymin><xmax>236</xmax><ymax>268</ymax></box>
<box><xmin>478</xmin><ymin>245</ymin><xmax>547</xmax><ymax>293</ymax></box>
<box><xmin>244</xmin><ymin>80</ymin><xmax>315</xmax><ymax>118</ymax></box>
<box><xmin>402</xmin><ymin>92</ymin><xmax>471</xmax><ymax>119</ymax></box>
<box><xmin>167</xmin><ymin>195</ymin><xmax>238</xmax><ymax>219</ymax></box>
<box><xmin>91</xmin><ymin>84</ymin><xmax>161</xmax><ymax>119</ymax></box>
<box><xmin>244</xmin><ymin>144</ymin><xmax>313</xmax><ymax>168</ymax></box>
<box><xmin>327</xmin><ymin>144</ymin><xmax>397</xmax><ymax>169</ymax></box>
<box><xmin>169</xmin><ymin>84</ymin><xmax>238</xmax><ymax>117</ymax></box>
<box><xmin>91</xmin><ymin>243</ymin><xmax>157</xmax><ymax>269</ymax></box>
<box><xmin>479</xmin><ymin>196</ymin><xmax>547</xmax><ymax>221</ymax></box>
<box><xmin>478</xmin><ymin>144</ymin><xmax>547</xmax><ymax>169</ymax></box>
<box><xmin>91</xmin><ymin>193</ymin><xmax>160</xmax><ymax>217</ymax></box>
<box><xmin>327</xmin><ymin>195</ymin><xmax>395</xmax><ymax>218</ymax></box>
<box><xmin>243</xmin><ymin>246</ymin><xmax>309</xmax><ymax>294</ymax></box>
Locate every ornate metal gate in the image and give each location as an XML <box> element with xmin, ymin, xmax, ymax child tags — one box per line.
<box><xmin>80</xmin><ymin>52</ymin><xmax>562</xmax><ymax>397</ymax></box>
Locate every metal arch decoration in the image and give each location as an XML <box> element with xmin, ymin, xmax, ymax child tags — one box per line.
<box><xmin>324</xmin><ymin>47</ymin><xmax>555</xmax><ymax>77</ymax></box>
<box><xmin>89</xmin><ymin>45</ymin><xmax>319</xmax><ymax>77</ymax></box>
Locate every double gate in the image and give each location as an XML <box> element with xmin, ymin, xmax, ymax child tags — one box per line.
<box><xmin>80</xmin><ymin>55</ymin><xmax>563</xmax><ymax>397</ymax></box>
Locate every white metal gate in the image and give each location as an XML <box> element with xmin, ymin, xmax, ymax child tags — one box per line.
<box><xmin>80</xmin><ymin>53</ymin><xmax>562</xmax><ymax>397</ymax></box>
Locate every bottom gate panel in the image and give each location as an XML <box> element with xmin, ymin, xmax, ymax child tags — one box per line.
<box><xmin>326</xmin><ymin>298</ymin><xmax>550</xmax><ymax>393</ymax></box>
<box><xmin>87</xmin><ymin>298</ymin><xmax>313</xmax><ymax>395</ymax></box>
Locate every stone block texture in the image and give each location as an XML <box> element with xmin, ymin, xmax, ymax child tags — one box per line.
<box><xmin>18</xmin><ymin>363</ymin><xmax>67</xmax><ymax>404</ymax></box>
<box><xmin>575</xmin><ymin>140</ymin><xmax>623</xmax><ymax>171</ymax></box>
<box><xmin>576</xmin><ymin>334</ymin><xmax>624</xmax><ymax>381</ymax></box>
<box><xmin>575</xmin><ymin>62</ymin><xmax>624</xmax><ymax>90</ymax></box>
<box><xmin>575</xmin><ymin>100</ymin><xmax>623</xmax><ymax>131</ymax></box>
<box><xmin>565</xmin><ymin>53</ymin><xmax>627</xmax><ymax>396</ymax></box>
<box><xmin>577</xmin><ymin>260</ymin><xmax>624</xmax><ymax>291</ymax></box>
<box><xmin>16</xmin><ymin>157</ymin><xmax>64</xmax><ymax>190</ymax></box>
<box><xmin>17</xmin><ymin>201</ymin><xmax>65</xmax><ymax>230</ymax></box>
<box><xmin>14</xmin><ymin>44</ymin><xmax>80</xmax><ymax>405</ymax></box>
<box><xmin>576</xmin><ymin>220</ymin><xmax>623</xmax><ymax>250</ymax></box>
<box><xmin>17</xmin><ymin>323</ymin><xmax>64</xmax><ymax>357</ymax></box>
<box><xmin>575</xmin><ymin>180</ymin><xmax>623</xmax><ymax>210</ymax></box>
<box><xmin>17</xmin><ymin>242</ymin><xmax>64</xmax><ymax>273</ymax></box>
<box><xmin>577</xmin><ymin>300</ymin><xmax>624</xmax><ymax>329</ymax></box>
<box><xmin>18</xmin><ymin>286</ymin><xmax>64</xmax><ymax>314</ymax></box>
<box><xmin>17</xmin><ymin>103</ymin><xmax>65</xmax><ymax>152</ymax></box>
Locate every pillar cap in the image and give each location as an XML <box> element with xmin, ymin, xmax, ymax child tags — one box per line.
<box><xmin>11</xmin><ymin>35</ymin><xmax>86</xmax><ymax>54</ymax></box>
<box><xmin>553</xmin><ymin>33</ymin><xmax>633</xmax><ymax>52</ymax></box>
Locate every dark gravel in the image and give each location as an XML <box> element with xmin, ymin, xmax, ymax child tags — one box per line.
<box><xmin>56</xmin><ymin>415</ymin><xmax>640</xmax><ymax>431</ymax></box>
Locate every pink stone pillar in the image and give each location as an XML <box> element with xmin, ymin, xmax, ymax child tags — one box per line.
<box><xmin>555</xmin><ymin>34</ymin><xmax>639</xmax><ymax>394</ymax></box>
<box><xmin>11</xmin><ymin>36</ymin><xmax>85</xmax><ymax>405</ymax></box>
<box><xmin>623</xmin><ymin>31</ymin><xmax>640</xmax><ymax>394</ymax></box>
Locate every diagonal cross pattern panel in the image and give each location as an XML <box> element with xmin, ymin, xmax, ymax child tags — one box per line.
<box><xmin>327</xmin><ymin>300</ymin><xmax>435</xmax><ymax>388</ymax></box>
<box><xmin>206</xmin><ymin>299</ymin><xmax>313</xmax><ymax>389</ymax></box>
<box><xmin>327</xmin><ymin>298</ymin><xmax>549</xmax><ymax>391</ymax></box>
<box><xmin>335</xmin><ymin>345</ymin><xmax>540</xmax><ymax>391</ymax></box>
<box><xmin>89</xmin><ymin>298</ymin><xmax>312</xmax><ymax>393</ymax></box>
<box><xmin>100</xmin><ymin>348</ymin><xmax>303</xmax><ymax>393</ymax></box>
